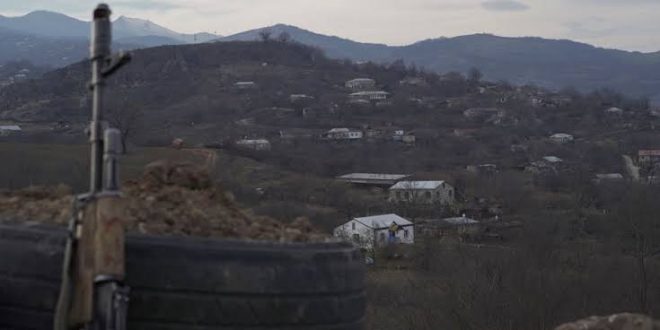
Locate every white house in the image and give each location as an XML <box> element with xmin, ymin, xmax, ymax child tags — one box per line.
<box><xmin>0</xmin><ymin>125</ymin><xmax>21</xmax><ymax>136</ymax></box>
<box><xmin>349</xmin><ymin>91</ymin><xmax>389</xmax><ymax>102</ymax></box>
<box><xmin>323</xmin><ymin>128</ymin><xmax>363</xmax><ymax>140</ymax></box>
<box><xmin>605</xmin><ymin>107</ymin><xmax>624</xmax><ymax>115</ymax></box>
<box><xmin>235</xmin><ymin>139</ymin><xmax>271</xmax><ymax>151</ymax></box>
<box><xmin>550</xmin><ymin>133</ymin><xmax>574</xmax><ymax>144</ymax></box>
<box><xmin>389</xmin><ymin>181</ymin><xmax>455</xmax><ymax>205</ymax></box>
<box><xmin>336</xmin><ymin>173</ymin><xmax>410</xmax><ymax>186</ymax></box>
<box><xmin>234</xmin><ymin>81</ymin><xmax>257</xmax><ymax>90</ymax></box>
<box><xmin>290</xmin><ymin>94</ymin><xmax>315</xmax><ymax>103</ymax></box>
<box><xmin>345</xmin><ymin>78</ymin><xmax>375</xmax><ymax>91</ymax></box>
<box><xmin>333</xmin><ymin>214</ymin><xmax>414</xmax><ymax>250</ymax></box>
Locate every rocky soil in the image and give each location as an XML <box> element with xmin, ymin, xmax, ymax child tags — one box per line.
<box><xmin>556</xmin><ymin>313</ymin><xmax>660</xmax><ymax>330</ymax></box>
<box><xmin>0</xmin><ymin>161</ymin><xmax>328</xmax><ymax>242</ymax></box>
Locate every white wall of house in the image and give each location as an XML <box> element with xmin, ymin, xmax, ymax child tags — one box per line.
<box><xmin>389</xmin><ymin>183</ymin><xmax>455</xmax><ymax>205</ymax></box>
<box><xmin>333</xmin><ymin>218</ymin><xmax>414</xmax><ymax>250</ymax></box>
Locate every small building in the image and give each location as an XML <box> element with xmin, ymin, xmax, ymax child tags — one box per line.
<box><xmin>336</xmin><ymin>173</ymin><xmax>410</xmax><ymax>187</ymax></box>
<box><xmin>0</xmin><ymin>125</ymin><xmax>21</xmax><ymax>136</ymax></box>
<box><xmin>234</xmin><ymin>81</ymin><xmax>257</xmax><ymax>90</ymax></box>
<box><xmin>290</xmin><ymin>94</ymin><xmax>315</xmax><ymax>103</ymax></box>
<box><xmin>526</xmin><ymin>156</ymin><xmax>563</xmax><ymax>174</ymax></box>
<box><xmin>550</xmin><ymin>133</ymin><xmax>574</xmax><ymax>144</ymax></box>
<box><xmin>467</xmin><ymin>164</ymin><xmax>498</xmax><ymax>175</ymax></box>
<box><xmin>543</xmin><ymin>156</ymin><xmax>563</xmax><ymax>163</ymax></box>
<box><xmin>235</xmin><ymin>139</ymin><xmax>271</xmax><ymax>151</ymax></box>
<box><xmin>323</xmin><ymin>128</ymin><xmax>363</xmax><ymax>140</ymax></box>
<box><xmin>399</xmin><ymin>77</ymin><xmax>427</xmax><ymax>87</ymax></box>
<box><xmin>418</xmin><ymin>216</ymin><xmax>481</xmax><ymax>241</ymax></box>
<box><xmin>345</xmin><ymin>78</ymin><xmax>376</xmax><ymax>91</ymax></box>
<box><xmin>333</xmin><ymin>214</ymin><xmax>414</xmax><ymax>250</ymax></box>
<box><xmin>349</xmin><ymin>91</ymin><xmax>389</xmax><ymax>102</ymax></box>
<box><xmin>279</xmin><ymin>129</ymin><xmax>315</xmax><ymax>141</ymax></box>
<box><xmin>389</xmin><ymin>181</ymin><xmax>455</xmax><ymax>205</ymax></box>
<box><xmin>605</xmin><ymin>107</ymin><xmax>624</xmax><ymax>115</ymax></box>
<box><xmin>463</xmin><ymin>107</ymin><xmax>503</xmax><ymax>119</ymax></box>
<box><xmin>594</xmin><ymin>173</ymin><xmax>625</xmax><ymax>184</ymax></box>
<box><xmin>639</xmin><ymin>150</ymin><xmax>660</xmax><ymax>166</ymax></box>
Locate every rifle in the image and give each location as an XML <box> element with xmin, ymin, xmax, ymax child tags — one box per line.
<box><xmin>54</xmin><ymin>3</ymin><xmax>131</xmax><ymax>329</ymax></box>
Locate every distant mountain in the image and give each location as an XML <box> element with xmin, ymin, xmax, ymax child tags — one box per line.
<box><xmin>113</xmin><ymin>16</ymin><xmax>218</xmax><ymax>43</ymax></box>
<box><xmin>0</xmin><ymin>11</ymin><xmax>218</xmax><ymax>68</ymax></box>
<box><xmin>0</xmin><ymin>27</ymin><xmax>88</xmax><ymax>67</ymax></box>
<box><xmin>0</xmin><ymin>10</ymin><xmax>88</xmax><ymax>38</ymax></box>
<box><xmin>0</xmin><ymin>11</ymin><xmax>217</xmax><ymax>45</ymax></box>
<box><xmin>221</xmin><ymin>26</ymin><xmax>660</xmax><ymax>101</ymax></box>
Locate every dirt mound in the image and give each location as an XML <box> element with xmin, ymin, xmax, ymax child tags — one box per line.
<box><xmin>556</xmin><ymin>314</ymin><xmax>660</xmax><ymax>330</ymax></box>
<box><xmin>0</xmin><ymin>161</ymin><xmax>327</xmax><ymax>242</ymax></box>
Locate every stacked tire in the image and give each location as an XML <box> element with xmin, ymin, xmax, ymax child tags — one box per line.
<box><xmin>0</xmin><ymin>223</ymin><xmax>366</xmax><ymax>329</ymax></box>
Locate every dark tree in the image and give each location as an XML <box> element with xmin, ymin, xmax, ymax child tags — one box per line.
<box><xmin>258</xmin><ymin>29</ymin><xmax>272</xmax><ymax>42</ymax></box>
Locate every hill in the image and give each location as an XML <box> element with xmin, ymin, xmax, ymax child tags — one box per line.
<box><xmin>221</xmin><ymin>26</ymin><xmax>660</xmax><ymax>102</ymax></box>
<box><xmin>219</xmin><ymin>24</ymin><xmax>392</xmax><ymax>61</ymax></box>
<box><xmin>0</xmin><ymin>40</ymin><xmax>655</xmax><ymax>176</ymax></box>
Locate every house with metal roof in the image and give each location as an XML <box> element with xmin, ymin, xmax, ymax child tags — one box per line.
<box><xmin>345</xmin><ymin>78</ymin><xmax>375</xmax><ymax>91</ymax></box>
<box><xmin>349</xmin><ymin>91</ymin><xmax>389</xmax><ymax>102</ymax></box>
<box><xmin>388</xmin><ymin>180</ymin><xmax>455</xmax><ymax>205</ymax></box>
<box><xmin>336</xmin><ymin>173</ymin><xmax>410</xmax><ymax>186</ymax></box>
<box><xmin>550</xmin><ymin>133</ymin><xmax>574</xmax><ymax>144</ymax></box>
<box><xmin>333</xmin><ymin>214</ymin><xmax>414</xmax><ymax>249</ymax></box>
<box><xmin>0</xmin><ymin>125</ymin><xmax>21</xmax><ymax>136</ymax></box>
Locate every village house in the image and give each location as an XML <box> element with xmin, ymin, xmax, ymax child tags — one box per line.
<box><xmin>389</xmin><ymin>181</ymin><xmax>455</xmax><ymax>205</ymax></box>
<box><xmin>467</xmin><ymin>164</ymin><xmax>498</xmax><ymax>175</ymax></box>
<box><xmin>463</xmin><ymin>107</ymin><xmax>503</xmax><ymax>119</ymax></box>
<box><xmin>550</xmin><ymin>133</ymin><xmax>574</xmax><ymax>144</ymax></box>
<box><xmin>399</xmin><ymin>77</ymin><xmax>427</xmax><ymax>87</ymax></box>
<box><xmin>345</xmin><ymin>78</ymin><xmax>376</xmax><ymax>91</ymax></box>
<box><xmin>605</xmin><ymin>107</ymin><xmax>624</xmax><ymax>115</ymax></box>
<box><xmin>417</xmin><ymin>216</ymin><xmax>481</xmax><ymax>241</ymax></box>
<box><xmin>638</xmin><ymin>150</ymin><xmax>660</xmax><ymax>166</ymax></box>
<box><xmin>594</xmin><ymin>173</ymin><xmax>625</xmax><ymax>184</ymax></box>
<box><xmin>333</xmin><ymin>214</ymin><xmax>414</xmax><ymax>250</ymax></box>
<box><xmin>322</xmin><ymin>128</ymin><xmax>363</xmax><ymax>141</ymax></box>
<box><xmin>391</xmin><ymin>130</ymin><xmax>415</xmax><ymax>145</ymax></box>
<box><xmin>336</xmin><ymin>173</ymin><xmax>410</xmax><ymax>187</ymax></box>
<box><xmin>526</xmin><ymin>156</ymin><xmax>563</xmax><ymax>174</ymax></box>
<box><xmin>234</xmin><ymin>81</ymin><xmax>257</xmax><ymax>90</ymax></box>
<box><xmin>235</xmin><ymin>139</ymin><xmax>271</xmax><ymax>151</ymax></box>
<box><xmin>0</xmin><ymin>125</ymin><xmax>21</xmax><ymax>136</ymax></box>
<box><xmin>349</xmin><ymin>91</ymin><xmax>389</xmax><ymax>102</ymax></box>
<box><xmin>289</xmin><ymin>94</ymin><xmax>315</xmax><ymax>103</ymax></box>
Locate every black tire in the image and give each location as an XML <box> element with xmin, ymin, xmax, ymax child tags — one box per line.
<box><xmin>0</xmin><ymin>223</ymin><xmax>366</xmax><ymax>330</ymax></box>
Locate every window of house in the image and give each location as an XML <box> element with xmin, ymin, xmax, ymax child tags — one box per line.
<box><xmin>352</xmin><ymin>233</ymin><xmax>360</xmax><ymax>242</ymax></box>
<box><xmin>404</xmin><ymin>230</ymin><xmax>409</xmax><ymax>238</ymax></box>
<box><xmin>397</xmin><ymin>191</ymin><xmax>403</xmax><ymax>199</ymax></box>
<box><xmin>425</xmin><ymin>191</ymin><xmax>431</xmax><ymax>199</ymax></box>
<box><xmin>379</xmin><ymin>233</ymin><xmax>385</xmax><ymax>242</ymax></box>
<box><xmin>352</xmin><ymin>222</ymin><xmax>356</xmax><ymax>230</ymax></box>
<box><xmin>449</xmin><ymin>190</ymin><xmax>453</xmax><ymax>197</ymax></box>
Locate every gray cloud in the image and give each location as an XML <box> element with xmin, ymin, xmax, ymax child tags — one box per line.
<box><xmin>481</xmin><ymin>0</ymin><xmax>529</xmax><ymax>11</ymax></box>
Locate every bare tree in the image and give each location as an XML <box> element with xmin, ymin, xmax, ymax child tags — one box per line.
<box><xmin>612</xmin><ymin>184</ymin><xmax>660</xmax><ymax>313</ymax></box>
<box><xmin>277</xmin><ymin>31</ymin><xmax>291</xmax><ymax>43</ymax></box>
<box><xmin>107</xmin><ymin>105</ymin><xmax>144</xmax><ymax>154</ymax></box>
<box><xmin>258</xmin><ymin>29</ymin><xmax>272</xmax><ymax>42</ymax></box>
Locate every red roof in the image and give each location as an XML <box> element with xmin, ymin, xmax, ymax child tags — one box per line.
<box><xmin>639</xmin><ymin>150</ymin><xmax>660</xmax><ymax>156</ymax></box>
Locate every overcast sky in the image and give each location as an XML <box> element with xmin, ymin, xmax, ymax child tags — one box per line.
<box><xmin>1</xmin><ymin>0</ymin><xmax>658</xmax><ymax>52</ymax></box>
